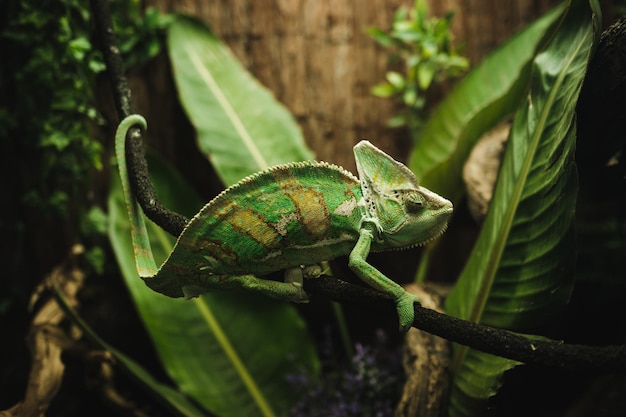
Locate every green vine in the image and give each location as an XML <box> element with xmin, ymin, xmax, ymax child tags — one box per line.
<box><xmin>1</xmin><ymin>1</ymin><xmax>105</xmax><ymax>213</ymax></box>
<box><xmin>0</xmin><ymin>0</ymin><xmax>171</xmax><ymax>273</ymax></box>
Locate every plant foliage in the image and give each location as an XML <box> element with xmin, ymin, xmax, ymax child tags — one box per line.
<box><xmin>0</xmin><ymin>0</ymin><xmax>174</xmax><ymax>280</ymax></box>
<box><xmin>443</xmin><ymin>1</ymin><xmax>601</xmax><ymax>415</ymax></box>
<box><xmin>367</xmin><ymin>0</ymin><xmax>469</xmax><ymax>134</ymax></box>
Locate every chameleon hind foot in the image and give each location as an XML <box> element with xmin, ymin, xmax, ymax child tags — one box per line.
<box><xmin>302</xmin><ymin>264</ymin><xmax>323</xmax><ymax>278</ymax></box>
<box><xmin>284</xmin><ymin>264</ymin><xmax>323</xmax><ymax>285</ymax></box>
<box><xmin>284</xmin><ymin>266</ymin><xmax>320</xmax><ymax>303</ymax></box>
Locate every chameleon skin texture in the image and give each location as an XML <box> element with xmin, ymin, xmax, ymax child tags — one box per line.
<box><xmin>115</xmin><ymin>115</ymin><xmax>453</xmax><ymax>331</ymax></box>
<box><xmin>154</xmin><ymin>161</ymin><xmax>366</xmax><ymax>293</ymax></box>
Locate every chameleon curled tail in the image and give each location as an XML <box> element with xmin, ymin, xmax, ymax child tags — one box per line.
<box><xmin>115</xmin><ymin>114</ymin><xmax>453</xmax><ymax>332</ymax></box>
<box><xmin>115</xmin><ymin>115</ymin><xmax>159</xmax><ymax>277</ymax></box>
<box><xmin>116</xmin><ymin>115</ymin><xmax>319</xmax><ymax>305</ymax></box>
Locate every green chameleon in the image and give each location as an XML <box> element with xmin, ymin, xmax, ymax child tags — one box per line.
<box><xmin>116</xmin><ymin>114</ymin><xmax>453</xmax><ymax>331</ymax></box>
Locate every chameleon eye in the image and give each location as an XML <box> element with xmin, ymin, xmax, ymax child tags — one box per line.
<box><xmin>405</xmin><ymin>194</ymin><xmax>423</xmax><ymax>213</ymax></box>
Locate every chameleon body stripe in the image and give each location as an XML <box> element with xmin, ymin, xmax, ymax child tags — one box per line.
<box><xmin>226</xmin><ymin>207</ymin><xmax>282</xmax><ymax>249</ymax></box>
<box><xmin>153</xmin><ymin>161</ymin><xmax>365</xmax><ymax>295</ymax></box>
<box><xmin>273</xmin><ymin>168</ymin><xmax>330</xmax><ymax>238</ymax></box>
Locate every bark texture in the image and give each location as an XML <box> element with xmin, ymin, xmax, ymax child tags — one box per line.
<box><xmin>138</xmin><ymin>0</ymin><xmax>562</xmax><ymax>171</ymax></box>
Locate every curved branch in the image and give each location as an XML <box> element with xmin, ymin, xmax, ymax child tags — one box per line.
<box><xmin>91</xmin><ymin>0</ymin><xmax>188</xmax><ymax>237</ymax></box>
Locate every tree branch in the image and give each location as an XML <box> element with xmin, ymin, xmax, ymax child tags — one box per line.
<box><xmin>91</xmin><ymin>0</ymin><xmax>188</xmax><ymax>237</ymax></box>
<box><xmin>304</xmin><ymin>276</ymin><xmax>626</xmax><ymax>372</ymax></box>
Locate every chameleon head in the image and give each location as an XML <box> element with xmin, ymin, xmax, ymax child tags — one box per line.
<box><xmin>372</xmin><ymin>186</ymin><xmax>453</xmax><ymax>249</ymax></box>
<box><xmin>353</xmin><ymin>140</ymin><xmax>453</xmax><ymax>250</ymax></box>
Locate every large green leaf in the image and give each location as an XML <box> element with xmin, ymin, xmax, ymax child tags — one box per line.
<box><xmin>168</xmin><ymin>15</ymin><xmax>314</xmax><ymax>186</ymax></box>
<box><xmin>108</xmin><ymin>154</ymin><xmax>319</xmax><ymax>417</ymax></box>
<box><xmin>409</xmin><ymin>3</ymin><xmax>565</xmax><ymax>204</ymax></box>
<box><xmin>444</xmin><ymin>1</ymin><xmax>601</xmax><ymax>415</ymax></box>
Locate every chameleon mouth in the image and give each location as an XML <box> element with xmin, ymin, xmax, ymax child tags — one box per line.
<box><xmin>419</xmin><ymin>222</ymin><xmax>449</xmax><ymax>246</ymax></box>
<box><xmin>411</xmin><ymin>221</ymin><xmax>449</xmax><ymax>249</ymax></box>
<box><xmin>378</xmin><ymin>221</ymin><xmax>450</xmax><ymax>253</ymax></box>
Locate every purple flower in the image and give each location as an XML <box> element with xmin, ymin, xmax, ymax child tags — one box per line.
<box><xmin>288</xmin><ymin>329</ymin><xmax>404</xmax><ymax>417</ymax></box>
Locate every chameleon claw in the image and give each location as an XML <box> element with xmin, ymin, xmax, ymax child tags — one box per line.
<box><xmin>284</xmin><ymin>267</ymin><xmax>304</xmax><ymax>286</ymax></box>
<box><xmin>302</xmin><ymin>264</ymin><xmax>323</xmax><ymax>279</ymax></box>
<box><xmin>287</xmin><ymin>281</ymin><xmax>310</xmax><ymax>303</ymax></box>
<box><xmin>285</xmin><ymin>264</ymin><xmax>323</xmax><ymax>282</ymax></box>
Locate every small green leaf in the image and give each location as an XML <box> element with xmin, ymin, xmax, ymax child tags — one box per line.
<box><xmin>387</xmin><ymin>113</ymin><xmax>407</xmax><ymax>128</ymax></box>
<box><xmin>448</xmin><ymin>350</ymin><xmax>519</xmax><ymax>417</ymax></box>
<box><xmin>366</xmin><ymin>27</ymin><xmax>394</xmax><ymax>47</ymax></box>
<box><xmin>415</xmin><ymin>0</ymin><xmax>429</xmax><ymax>26</ymax></box>
<box><xmin>88</xmin><ymin>58</ymin><xmax>106</xmax><ymax>73</ymax></box>
<box><xmin>83</xmin><ymin>206</ymin><xmax>108</xmax><ymax>236</ymax></box>
<box><xmin>446</xmin><ymin>55</ymin><xmax>470</xmax><ymax>71</ymax></box>
<box><xmin>41</xmin><ymin>130</ymin><xmax>71</xmax><ymax>150</ymax></box>
<box><xmin>416</xmin><ymin>61</ymin><xmax>435</xmax><ymax>90</ymax></box>
<box><xmin>68</xmin><ymin>36</ymin><xmax>91</xmax><ymax>60</ymax></box>
<box><xmin>402</xmin><ymin>88</ymin><xmax>418</xmax><ymax>107</ymax></box>
<box><xmin>84</xmin><ymin>246</ymin><xmax>105</xmax><ymax>276</ymax></box>
<box><xmin>371</xmin><ymin>82</ymin><xmax>397</xmax><ymax>98</ymax></box>
<box><xmin>385</xmin><ymin>71</ymin><xmax>406</xmax><ymax>89</ymax></box>
<box><xmin>421</xmin><ymin>40</ymin><xmax>437</xmax><ymax>58</ymax></box>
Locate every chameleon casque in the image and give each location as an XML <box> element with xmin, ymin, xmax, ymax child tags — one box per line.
<box><xmin>116</xmin><ymin>115</ymin><xmax>453</xmax><ymax>331</ymax></box>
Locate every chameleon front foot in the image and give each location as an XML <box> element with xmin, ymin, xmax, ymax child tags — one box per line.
<box><xmin>395</xmin><ymin>292</ymin><xmax>419</xmax><ymax>332</ymax></box>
